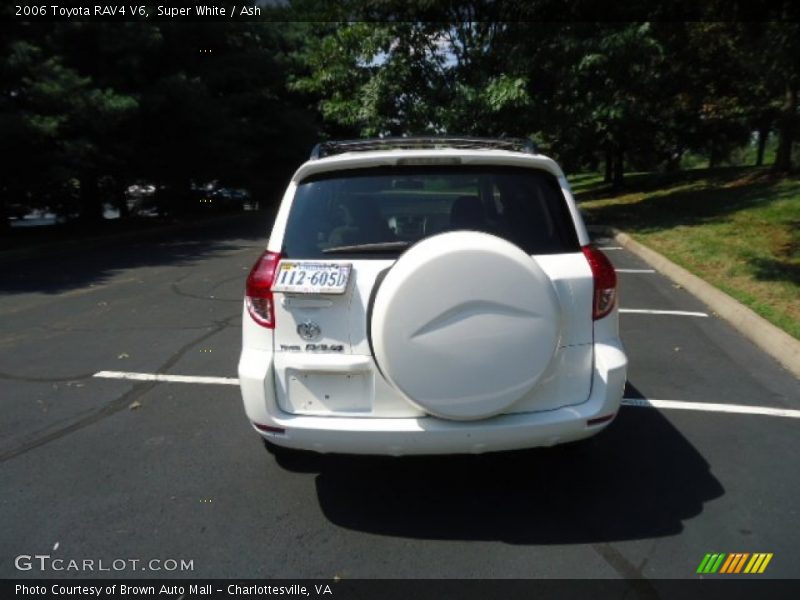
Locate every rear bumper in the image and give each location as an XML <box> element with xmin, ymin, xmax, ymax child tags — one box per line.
<box><xmin>238</xmin><ymin>340</ymin><xmax>627</xmax><ymax>456</ymax></box>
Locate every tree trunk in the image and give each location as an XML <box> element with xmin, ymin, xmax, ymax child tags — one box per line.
<box><xmin>79</xmin><ymin>171</ymin><xmax>103</xmax><ymax>223</ymax></box>
<box><xmin>0</xmin><ymin>192</ymin><xmax>9</xmax><ymax>233</ymax></box>
<box><xmin>755</xmin><ymin>125</ymin><xmax>769</xmax><ymax>167</ymax></box>
<box><xmin>612</xmin><ymin>146</ymin><xmax>624</xmax><ymax>189</ymax></box>
<box><xmin>708</xmin><ymin>143</ymin><xmax>719</xmax><ymax>169</ymax></box>
<box><xmin>604</xmin><ymin>147</ymin><xmax>613</xmax><ymax>183</ymax></box>
<box><xmin>666</xmin><ymin>149</ymin><xmax>683</xmax><ymax>172</ymax></box>
<box><xmin>176</xmin><ymin>178</ymin><xmax>193</xmax><ymax>215</ymax></box>
<box><xmin>114</xmin><ymin>179</ymin><xmax>130</xmax><ymax>219</ymax></box>
<box><xmin>774</xmin><ymin>85</ymin><xmax>798</xmax><ymax>172</ymax></box>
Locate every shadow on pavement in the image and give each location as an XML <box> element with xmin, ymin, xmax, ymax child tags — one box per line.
<box><xmin>578</xmin><ymin>168</ymin><xmax>796</xmax><ymax>237</ymax></box>
<box><xmin>0</xmin><ymin>214</ymin><xmax>268</xmax><ymax>295</ymax></box>
<box><xmin>302</xmin><ymin>382</ymin><xmax>723</xmax><ymax>544</ymax></box>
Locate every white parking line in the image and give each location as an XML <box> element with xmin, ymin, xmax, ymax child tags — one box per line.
<box><xmin>622</xmin><ymin>398</ymin><xmax>800</xmax><ymax>419</ymax></box>
<box><xmin>599</xmin><ymin>246</ymin><xmax>624</xmax><ymax>250</ymax></box>
<box><xmin>619</xmin><ymin>308</ymin><xmax>709</xmax><ymax>317</ymax></box>
<box><xmin>615</xmin><ymin>269</ymin><xmax>656</xmax><ymax>273</ymax></box>
<box><xmin>93</xmin><ymin>370</ymin><xmax>239</xmax><ymax>385</ymax></box>
<box><xmin>92</xmin><ymin>371</ymin><xmax>799</xmax><ymax>420</ymax></box>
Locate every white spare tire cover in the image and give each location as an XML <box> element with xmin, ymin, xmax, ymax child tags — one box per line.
<box><xmin>370</xmin><ymin>231</ymin><xmax>561</xmax><ymax>420</ymax></box>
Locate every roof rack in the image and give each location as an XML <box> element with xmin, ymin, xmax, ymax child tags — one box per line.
<box><xmin>309</xmin><ymin>136</ymin><xmax>538</xmax><ymax>160</ymax></box>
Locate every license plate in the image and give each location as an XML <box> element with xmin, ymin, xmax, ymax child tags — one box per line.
<box><xmin>272</xmin><ymin>261</ymin><xmax>351</xmax><ymax>295</ymax></box>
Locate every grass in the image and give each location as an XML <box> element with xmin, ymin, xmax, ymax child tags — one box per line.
<box><xmin>571</xmin><ymin>167</ymin><xmax>800</xmax><ymax>341</ymax></box>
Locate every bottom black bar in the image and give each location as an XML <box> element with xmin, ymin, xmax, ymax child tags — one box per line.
<box><xmin>4</xmin><ymin>579</ymin><xmax>800</xmax><ymax>600</ymax></box>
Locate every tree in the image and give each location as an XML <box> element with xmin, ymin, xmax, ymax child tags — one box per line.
<box><xmin>130</xmin><ymin>22</ymin><xmax>318</xmax><ymax>212</ymax></box>
<box><xmin>765</xmin><ymin>22</ymin><xmax>800</xmax><ymax>171</ymax></box>
<box><xmin>291</xmin><ymin>21</ymin><xmax>452</xmax><ymax>137</ymax></box>
<box><xmin>0</xmin><ymin>20</ymin><xmax>319</xmax><ymax>225</ymax></box>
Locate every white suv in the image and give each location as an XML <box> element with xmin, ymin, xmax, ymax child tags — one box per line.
<box><xmin>238</xmin><ymin>138</ymin><xmax>627</xmax><ymax>456</ymax></box>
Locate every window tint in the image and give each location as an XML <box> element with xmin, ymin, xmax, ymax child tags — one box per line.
<box><xmin>281</xmin><ymin>166</ymin><xmax>579</xmax><ymax>258</ymax></box>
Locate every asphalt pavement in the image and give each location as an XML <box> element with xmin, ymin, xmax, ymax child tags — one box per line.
<box><xmin>0</xmin><ymin>216</ymin><xmax>798</xmax><ymax>580</ymax></box>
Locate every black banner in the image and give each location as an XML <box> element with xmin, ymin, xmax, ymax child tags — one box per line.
<box><xmin>5</xmin><ymin>579</ymin><xmax>800</xmax><ymax>600</ymax></box>
<box><xmin>4</xmin><ymin>1</ymin><xmax>800</xmax><ymax>23</ymax></box>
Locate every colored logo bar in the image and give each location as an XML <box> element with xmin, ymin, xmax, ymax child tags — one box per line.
<box><xmin>697</xmin><ymin>553</ymin><xmax>773</xmax><ymax>574</ymax></box>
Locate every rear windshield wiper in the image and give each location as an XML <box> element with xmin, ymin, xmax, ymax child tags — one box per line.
<box><xmin>323</xmin><ymin>241</ymin><xmax>411</xmax><ymax>254</ymax></box>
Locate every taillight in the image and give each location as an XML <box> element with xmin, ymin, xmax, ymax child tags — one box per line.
<box><xmin>582</xmin><ymin>245</ymin><xmax>617</xmax><ymax>320</ymax></box>
<box><xmin>245</xmin><ymin>250</ymin><xmax>281</xmax><ymax>328</ymax></box>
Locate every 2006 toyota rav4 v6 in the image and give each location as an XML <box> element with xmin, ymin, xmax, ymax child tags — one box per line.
<box><xmin>238</xmin><ymin>137</ymin><xmax>627</xmax><ymax>456</ymax></box>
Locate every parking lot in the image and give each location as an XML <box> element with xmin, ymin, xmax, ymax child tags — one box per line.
<box><xmin>0</xmin><ymin>214</ymin><xmax>798</xmax><ymax>579</ymax></box>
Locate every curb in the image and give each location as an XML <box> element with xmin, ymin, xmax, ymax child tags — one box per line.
<box><xmin>597</xmin><ymin>226</ymin><xmax>800</xmax><ymax>380</ymax></box>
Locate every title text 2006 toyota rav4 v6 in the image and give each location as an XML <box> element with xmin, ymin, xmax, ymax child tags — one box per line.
<box><xmin>238</xmin><ymin>137</ymin><xmax>627</xmax><ymax>456</ymax></box>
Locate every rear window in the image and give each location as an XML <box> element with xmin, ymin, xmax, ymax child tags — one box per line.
<box><xmin>281</xmin><ymin>166</ymin><xmax>580</xmax><ymax>259</ymax></box>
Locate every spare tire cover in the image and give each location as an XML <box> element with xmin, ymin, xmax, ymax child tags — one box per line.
<box><xmin>370</xmin><ymin>231</ymin><xmax>561</xmax><ymax>420</ymax></box>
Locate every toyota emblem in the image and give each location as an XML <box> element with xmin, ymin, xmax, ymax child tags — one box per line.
<box><xmin>297</xmin><ymin>320</ymin><xmax>322</xmax><ymax>341</ymax></box>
